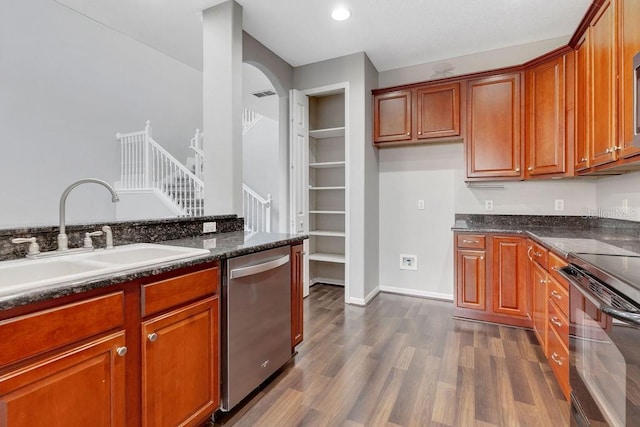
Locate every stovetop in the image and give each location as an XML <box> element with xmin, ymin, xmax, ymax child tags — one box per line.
<box><xmin>542</xmin><ymin>237</ymin><xmax>640</xmax><ymax>256</ymax></box>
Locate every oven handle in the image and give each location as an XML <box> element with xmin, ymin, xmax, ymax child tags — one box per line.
<box><xmin>229</xmin><ymin>255</ymin><xmax>290</xmax><ymax>279</ymax></box>
<box><xmin>558</xmin><ymin>267</ymin><xmax>640</xmax><ymax>327</ymax></box>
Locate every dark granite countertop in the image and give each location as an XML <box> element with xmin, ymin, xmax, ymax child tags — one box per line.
<box><xmin>0</xmin><ymin>230</ymin><xmax>307</xmax><ymax>312</ymax></box>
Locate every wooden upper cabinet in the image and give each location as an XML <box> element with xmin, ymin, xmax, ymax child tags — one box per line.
<box><xmin>575</xmin><ymin>31</ymin><xmax>591</xmax><ymax>172</ymax></box>
<box><xmin>466</xmin><ymin>73</ymin><xmax>523</xmax><ymax>179</ymax></box>
<box><xmin>492</xmin><ymin>236</ymin><xmax>529</xmax><ymax>318</ymax></box>
<box><xmin>373</xmin><ymin>90</ymin><xmax>412</xmax><ymax>143</ymax></box>
<box><xmin>618</xmin><ymin>0</ymin><xmax>640</xmax><ymax>159</ymax></box>
<box><xmin>416</xmin><ymin>83</ymin><xmax>460</xmax><ymax>139</ymax></box>
<box><xmin>589</xmin><ymin>0</ymin><xmax>618</xmax><ymax>167</ymax></box>
<box><xmin>525</xmin><ymin>54</ymin><xmax>568</xmax><ymax>177</ymax></box>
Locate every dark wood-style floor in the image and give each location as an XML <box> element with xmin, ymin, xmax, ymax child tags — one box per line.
<box><xmin>213</xmin><ymin>284</ymin><xmax>569</xmax><ymax>427</ymax></box>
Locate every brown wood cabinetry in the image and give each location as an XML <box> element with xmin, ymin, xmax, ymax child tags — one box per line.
<box><xmin>531</xmin><ymin>259</ymin><xmax>548</xmax><ymax>352</ymax></box>
<box><xmin>291</xmin><ymin>244</ymin><xmax>304</xmax><ymax>350</ymax></box>
<box><xmin>142</xmin><ymin>297</ymin><xmax>218</xmax><ymax>427</ymax></box>
<box><xmin>492</xmin><ymin>236</ymin><xmax>529</xmax><ymax>318</ymax></box>
<box><xmin>373</xmin><ymin>90</ymin><xmax>412</xmax><ymax>143</ymax></box>
<box><xmin>454</xmin><ymin>233</ymin><xmax>530</xmax><ymax>327</ymax></box>
<box><xmin>373</xmin><ymin>82</ymin><xmax>461</xmax><ymax>146</ymax></box>
<box><xmin>466</xmin><ymin>73</ymin><xmax>523</xmax><ymax>179</ymax></box>
<box><xmin>0</xmin><ymin>295</ymin><xmax>127</xmax><ymax>427</ymax></box>
<box><xmin>589</xmin><ymin>0</ymin><xmax>618</xmax><ymax>167</ymax></box>
<box><xmin>525</xmin><ymin>52</ymin><xmax>573</xmax><ymax>177</ymax></box>
<box><xmin>575</xmin><ymin>32</ymin><xmax>591</xmax><ymax>172</ymax></box>
<box><xmin>617</xmin><ymin>0</ymin><xmax>640</xmax><ymax>159</ymax></box>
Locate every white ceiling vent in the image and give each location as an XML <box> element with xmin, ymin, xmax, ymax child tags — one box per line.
<box><xmin>252</xmin><ymin>89</ymin><xmax>276</xmax><ymax>98</ymax></box>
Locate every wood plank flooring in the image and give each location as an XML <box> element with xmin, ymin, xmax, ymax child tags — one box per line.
<box><xmin>213</xmin><ymin>285</ymin><xmax>569</xmax><ymax>427</ymax></box>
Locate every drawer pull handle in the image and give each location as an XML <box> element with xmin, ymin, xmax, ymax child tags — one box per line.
<box><xmin>540</xmin><ymin>279</ymin><xmax>547</xmax><ymax>285</ymax></box>
<box><xmin>116</xmin><ymin>346</ymin><xmax>128</xmax><ymax>357</ymax></box>
<box><xmin>550</xmin><ymin>316</ymin><xmax>563</xmax><ymax>327</ymax></box>
<box><xmin>551</xmin><ymin>352</ymin><xmax>563</xmax><ymax>366</ymax></box>
<box><xmin>551</xmin><ymin>290</ymin><xmax>563</xmax><ymax>300</ymax></box>
<box><xmin>534</xmin><ymin>252</ymin><xmax>542</xmax><ymax>258</ymax></box>
<box><xmin>551</xmin><ymin>266</ymin><xmax>560</xmax><ymax>271</ymax></box>
<box><xmin>462</xmin><ymin>239</ymin><xmax>479</xmax><ymax>244</ymax></box>
<box><xmin>527</xmin><ymin>246</ymin><xmax>534</xmax><ymax>261</ymax></box>
<box><xmin>148</xmin><ymin>333</ymin><xmax>158</xmax><ymax>342</ymax></box>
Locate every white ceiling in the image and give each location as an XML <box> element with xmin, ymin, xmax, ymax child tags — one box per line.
<box><xmin>56</xmin><ymin>0</ymin><xmax>592</xmax><ymax>72</ymax></box>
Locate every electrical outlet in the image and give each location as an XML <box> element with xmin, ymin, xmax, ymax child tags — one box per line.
<box><xmin>202</xmin><ymin>222</ymin><xmax>217</xmax><ymax>233</ymax></box>
<box><xmin>418</xmin><ymin>200</ymin><xmax>425</xmax><ymax>210</ymax></box>
<box><xmin>202</xmin><ymin>238</ymin><xmax>217</xmax><ymax>249</ymax></box>
<box><xmin>485</xmin><ymin>200</ymin><xmax>494</xmax><ymax>211</ymax></box>
<box><xmin>400</xmin><ymin>254</ymin><xmax>418</xmax><ymax>271</ymax></box>
<box><xmin>554</xmin><ymin>200</ymin><xmax>565</xmax><ymax>211</ymax></box>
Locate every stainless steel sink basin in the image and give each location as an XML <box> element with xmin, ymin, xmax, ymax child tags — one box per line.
<box><xmin>0</xmin><ymin>243</ymin><xmax>210</xmax><ymax>297</ymax></box>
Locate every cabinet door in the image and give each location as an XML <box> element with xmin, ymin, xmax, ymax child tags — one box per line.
<box><xmin>142</xmin><ymin>297</ymin><xmax>218</xmax><ymax>427</ymax></box>
<box><xmin>373</xmin><ymin>90</ymin><xmax>412</xmax><ymax>143</ymax></box>
<box><xmin>526</xmin><ymin>56</ymin><xmax>566</xmax><ymax>176</ymax></box>
<box><xmin>575</xmin><ymin>32</ymin><xmax>591</xmax><ymax>171</ymax></box>
<box><xmin>466</xmin><ymin>73</ymin><xmax>523</xmax><ymax>179</ymax></box>
<box><xmin>531</xmin><ymin>261</ymin><xmax>548</xmax><ymax>355</ymax></box>
<box><xmin>291</xmin><ymin>244</ymin><xmax>304</xmax><ymax>350</ymax></box>
<box><xmin>416</xmin><ymin>83</ymin><xmax>460</xmax><ymax>139</ymax></box>
<box><xmin>0</xmin><ymin>332</ymin><xmax>126</xmax><ymax>427</ymax></box>
<box><xmin>618</xmin><ymin>0</ymin><xmax>640</xmax><ymax>158</ymax></box>
<box><xmin>455</xmin><ymin>249</ymin><xmax>486</xmax><ymax>311</ymax></box>
<box><xmin>492</xmin><ymin>236</ymin><xmax>529</xmax><ymax>318</ymax></box>
<box><xmin>589</xmin><ymin>0</ymin><xmax>618</xmax><ymax>166</ymax></box>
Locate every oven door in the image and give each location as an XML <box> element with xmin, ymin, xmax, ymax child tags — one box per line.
<box><xmin>565</xmin><ymin>271</ymin><xmax>640</xmax><ymax>426</ymax></box>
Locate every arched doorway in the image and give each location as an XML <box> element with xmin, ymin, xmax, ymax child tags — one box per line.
<box><xmin>242</xmin><ymin>62</ymin><xmax>281</xmax><ymax>232</ymax></box>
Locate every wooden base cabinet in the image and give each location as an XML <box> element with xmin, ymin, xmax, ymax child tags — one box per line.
<box><xmin>0</xmin><ymin>332</ymin><xmax>126</xmax><ymax>427</ymax></box>
<box><xmin>291</xmin><ymin>244</ymin><xmax>304</xmax><ymax>351</ymax></box>
<box><xmin>454</xmin><ymin>233</ymin><xmax>530</xmax><ymax>327</ymax></box>
<box><xmin>142</xmin><ymin>297</ymin><xmax>218</xmax><ymax>427</ymax></box>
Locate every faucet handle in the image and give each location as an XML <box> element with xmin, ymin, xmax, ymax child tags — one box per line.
<box><xmin>102</xmin><ymin>226</ymin><xmax>114</xmax><ymax>249</ymax></box>
<box><xmin>12</xmin><ymin>237</ymin><xmax>41</xmax><ymax>257</ymax></box>
<box><xmin>83</xmin><ymin>231</ymin><xmax>103</xmax><ymax>249</ymax></box>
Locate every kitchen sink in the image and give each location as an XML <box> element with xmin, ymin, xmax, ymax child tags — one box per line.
<box><xmin>0</xmin><ymin>243</ymin><xmax>210</xmax><ymax>297</ymax></box>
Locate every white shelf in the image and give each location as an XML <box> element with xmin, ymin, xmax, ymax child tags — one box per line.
<box><xmin>309</xmin><ymin>186</ymin><xmax>345</xmax><ymax>190</ymax></box>
<box><xmin>309</xmin><ymin>161</ymin><xmax>346</xmax><ymax>169</ymax></box>
<box><xmin>309</xmin><ymin>230</ymin><xmax>346</xmax><ymax>237</ymax></box>
<box><xmin>309</xmin><ymin>127</ymin><xmax>345</xmax><ymax>139</ymax></box>
<box><xmin>309</xmin><ymin>210</ymin><xmax>346</xmax><ymax>215</ymax></box>
<box><xmin>309</xmin><ymin>252</ymin><xmax>346</xmax><ymax>264</ymax></box>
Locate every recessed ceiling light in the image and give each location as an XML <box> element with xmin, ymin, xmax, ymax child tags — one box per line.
<box><xmin>331</xmin><ymin>7</ymin><xmax>351</xmax><ymax>21</ymax></box>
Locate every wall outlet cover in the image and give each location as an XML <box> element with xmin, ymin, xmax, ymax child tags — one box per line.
<box><xmin>400</xmin><ymin>254</ymin><xmax>418</xmax><ymax>271</ymax></box>
<box><xmin>418</xmin><ymin>199</ymin><xmax>425</xmax><ymax>210</ymax></box>
<box><xmin>554</xmin><ymin>200</ymin><xmax>565</xmax><ymax>211</ymax></box>
<box><xmin>202</xmin><ymin>222</ymin><xmax>217</xmax><ymax>233</ymax></box>
<box><xmin>485</xmin><ymin>200</ymin><xmax>494</xmax><ymax>211</ymax></box>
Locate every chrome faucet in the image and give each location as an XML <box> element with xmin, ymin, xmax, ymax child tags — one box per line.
<box><xmin>58</xmin><ymin>178</ymin><xmax>119</xmax><ymax>251</ymax></box>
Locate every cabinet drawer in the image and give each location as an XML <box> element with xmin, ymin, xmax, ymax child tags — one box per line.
<box><xmin>547</xmin><ymin>323</ymin><xmax>570</xmax><ymax>400</ymax></box>
<box><xmin>0</xmin><ymin>292</ymin><xmax>124</xmax><ymax>367</ymax></box>
<box><xmin>548</xmin><ymin>299</ymin><xmax>569</xmax><ymax>348</ymax></box>
<box><xmin>456</xmin><ymin>234</ymin><xmax>486</xmax><ymax>249</ymax></box>
<box><xmin>548</xmin><ymin>275</ymin><xmax>569</xmax><ymax>318</ymax></box>
<box><xmin>142</xmin><ymin>267</ymin><xmax>218</xmax><ymax>317</ymax></box>
<box><xmin>528</xmin><ymin>241</ymin><xmax>548</xmax><ymax>269</ymax></box>
<box><xmin>548</xmin><ymin>252</ymin><xmax>568</xmax><ymax>285</ymax></box>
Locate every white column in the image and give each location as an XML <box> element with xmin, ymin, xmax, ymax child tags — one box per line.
<box><xmin>202</xmin><ymin>1</ymin><xmax>243</xmax><ymax>216</ymax></box>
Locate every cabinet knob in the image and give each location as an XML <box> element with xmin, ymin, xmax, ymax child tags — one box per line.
<box><xmin>527</xmin><ymin>166</ymin><xmax>533</xmax><ymax>171</ymax></box>
<box><xmin>418</xmin><ymin>131</ymin><xmax>422</xmax><ymax>135</ymax></box>
<box><xmin>580</xmin><ymin>157</ymin><xmax>587</xmax><ymax>162</ymax></box>
<box><xmin>551</xmin><ymin>352</ymin><xmax>563</xmax><ymax>366</ymax></box>
<box><xmin>515</xmin><ymin>168</ymin><xmax>520</xmax><ymax>172</ymax></box>
<box><xmin>406</xmin><ymin>132</ymin><xmax>410</xmax><ymax>136</ymax></box>
<box><xmin>148</xmin><ymin>333</ymin><xmax>158</xmax><ymax>342</ymax></box>
<box><xmin>116</xmin><ymin>346</ymin><xmax>128</xmax><ymax>357</ymax></box>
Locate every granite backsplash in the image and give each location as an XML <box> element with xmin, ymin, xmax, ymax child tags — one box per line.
<box><xmin>0</xmin><ymin>215</ymin><xmax>244</xmax><ymax>261</ymax></box>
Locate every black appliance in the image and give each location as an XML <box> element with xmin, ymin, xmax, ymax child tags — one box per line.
<box><xmin>559</xmin><ymin>254</ymin><xmax>640</xmax><ymax>426</ymax></box>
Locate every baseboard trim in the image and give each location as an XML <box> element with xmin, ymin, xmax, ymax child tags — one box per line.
<box><xmin>310</xmin><ymin>278</ymin><xmax>344</xmax><ymax>287</ymax></box>
<box><xmin>379</xmin><ymin>285</ymin><xmax>453</xmax><ymax>302</ymax></box>
<box><xmin>347</xmin><ymin>286</ymin><xmax>380</xmax><ymax>307</ymax></box>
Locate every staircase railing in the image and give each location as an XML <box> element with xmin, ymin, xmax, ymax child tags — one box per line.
<box><xmin>242</xmin><ymin>108</ymin><xmax>262</xmax><ymax>134</ymax></box>
<box><xmin>189</xmin><ymin>129</ymin><xmax>205</xmax><ymax>182</ymax></box>
<box><xmin>116</xmin><ymin>121</ymin><xmax>204</xmax><ymax>217</ymax></box>
<box><xmin>243</xmin><ymin>184</ymin><xmax>271</xmax><ymax>232</ymax></box>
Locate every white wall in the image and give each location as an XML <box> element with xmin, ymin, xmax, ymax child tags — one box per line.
<box><xmin>242</xmin><ymin>117</ymin><xmax>280</xmax><ymax>231</ymax></box>
<box><xmin>0</xmin><ymin>0</ymin><xmax>202</xmax><ymax>228</ymax></box>
<box><xmin>595</xmin><ymin>173</ymin><xmax>640</xmax><ymax>221</ymax></box>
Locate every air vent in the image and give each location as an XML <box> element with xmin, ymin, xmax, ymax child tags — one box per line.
<box><xmin>252</xmin><ymin>89</ymin><xmax>276</xmax><ymax>98</ymax></box>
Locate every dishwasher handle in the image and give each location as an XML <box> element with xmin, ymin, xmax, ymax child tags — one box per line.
<box><xmin>229</xmin><ymin>254</ymin><xmax>290</xmax><ymax>279</ymax></box>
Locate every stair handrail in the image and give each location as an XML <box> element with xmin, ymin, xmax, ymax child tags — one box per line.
<box><xmin>189</xmin><ymin>128</ymin><xmax>205</xmax><ymax>182</ymax></box>
<box><xmin>117</xmin><ymin>121</ymin><xmax>204</xmax><ymax>216</ymax></box>
<box><xmin>242</xmin><ymin>184</ymin><xmax>271</xmax><ymax>233</ymax></box>
<box><xmin>242</xmin><ymin>108</ymin><xmax>263</xmax><ymax>134</ymax></box>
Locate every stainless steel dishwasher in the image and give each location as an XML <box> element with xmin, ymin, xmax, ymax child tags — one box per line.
<box><xmin>221</xmin><ymin>246</ymin><xmax>291</xmax><ymax>411</ymax></box>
